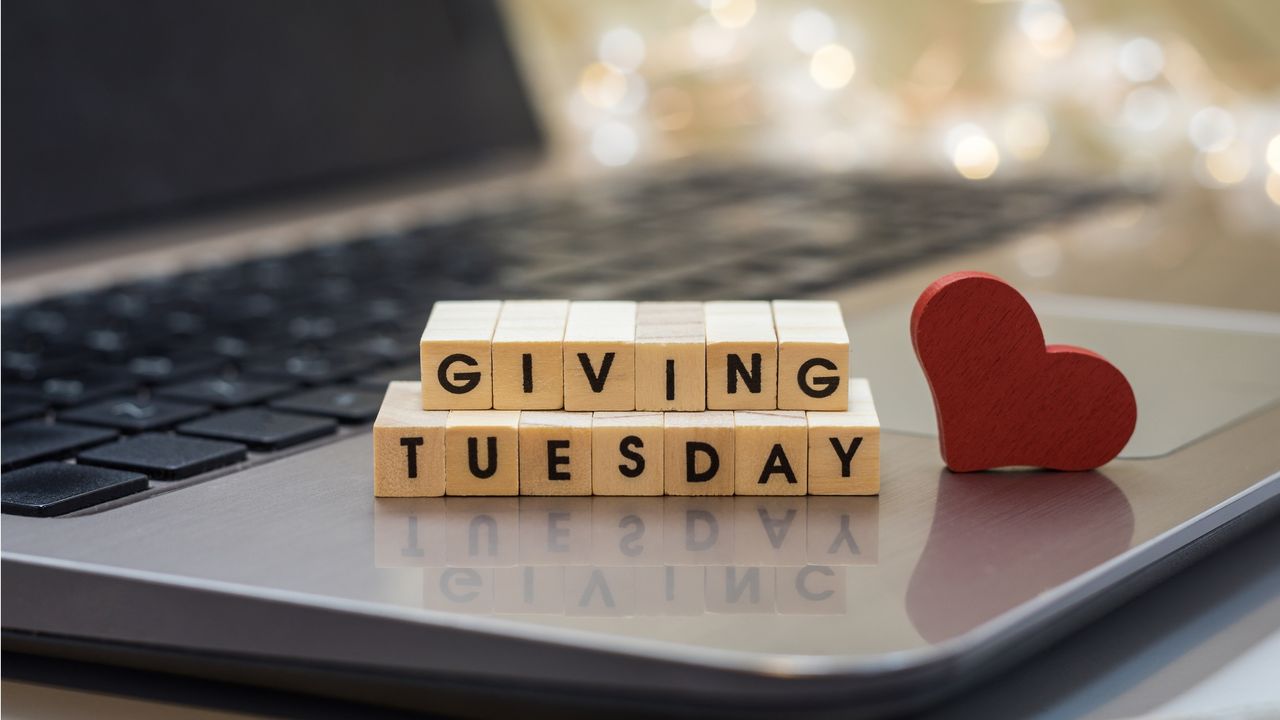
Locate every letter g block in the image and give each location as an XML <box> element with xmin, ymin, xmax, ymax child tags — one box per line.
<box><xmin>420</xmin><ymin>300</ymin><xmax>503</xmax><ymax>410</ymax></box>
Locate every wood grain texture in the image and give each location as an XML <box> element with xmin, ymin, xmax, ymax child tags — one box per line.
<box><xmin>910</xmin><ymin>271</ymin><xmax>1137</xmax><ymax>471</ymax></box>
<box><xmin>704</xmin><ymin>301</ymin><xmax>777</xmax><ymax>410</ymax></box>
<box><xmin>635</xmin><ymin>302</ymin><xmax>706</xmax><ymax>411</ymax></box>
<box><xmin>492</xmin><ymin>300</ymin><xmax>570</xmax><ymax>410</ymax></box>
<box><xmin>772</xmin><ymin>300</ymin><xmax>849</xmax><ymax>411</ymax></box>
<box><xmin>518</xmin><ymin>411</ymin><xmax>592</xmax><ymax>496</ymax></box>
<box><xmin>663</xmin><ymin>411</ymin><xmax>735</xmax><ymax>496</ymax></box>
<box><xmin>444</xmin><ymin>410</ymin><xmax>521</xmax><ymax>495</ymax></box>
<box><xmin>420</xmin><ymin>300</ymin><xmax>502</xmax><ymax>410</ymax></box>
<box><xmin>372</xmin><ymin>382</ymin><xmax>447</xmax><ymax>497</ymax></box>
<box><xmin>733</xmin><ymin>410</ymin><xmax>808</xmax><ymax>496</ymax></box>
<box><xmin>591</xmin><ymin>411</ymin><xmax>665</xmax><ymax>496</ymax></box>
<box><xmin>563</xmin><ymin>301</ymin><xmax>637</xmax><ymax>411</ymax></box>
<box><xmin>807</xmin><ymin>379</ymin><xmax>880</xmax><ymax>495</ymax></box>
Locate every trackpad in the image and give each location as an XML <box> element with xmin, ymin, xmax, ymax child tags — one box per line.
<box><xmin>848</xmin><ymin>294</ymin><xmax>1280</xmax><ymax>457</ymax></box>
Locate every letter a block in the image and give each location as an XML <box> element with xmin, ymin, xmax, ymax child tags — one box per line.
<box><xmin>491</xmin><ymin>300</ymin><xmax>570</xmax><ymax>410</ymax></box>
<box><xmin>420</xmin><ymin>300</ymin><xmax>502</xmax><ymax>409</ymax></box>
<box><xmin>806</xmin><ymin>379</ymin><xmax>880</xmax><ymax>495</ymax></box>
<box><xmin>772</xmin><ymin>300</ymin><xmax>849</xmax><ymax>411</ymax></box>
<box><xmin>373</xmin><ymin>382</ymin><xmax>447</xmax><ymax>497</ymax></box>
<box><xmin>634</xmin><ymin>302</ymin><xmax>705</xmax><ymax>411</ymax></box>
<box><xmin>664</xmin><ymin>411</ymin><xmax>735</xmax><ymax>496</ymax></box>
<box><xmin>591</xmin><ymin>411</ymin><xmax>664</xmax><ymax>496</ymax></box>
<box><xmin>705</xmin><ymin>301</ymin><xmax>777</xmax><ymax>410</ymax></box>
<box><xmin>519</xmin><ymin>411</ymin><xmax>592</xmax><ymax>495</ymax></box>
<box><xmin>445</xmin><ymin>410</ymin><xmax>521</xmax><ymax>495</ymax></box>
<box><xmin>734</xmin><ymin>410</ymin><xmax>807</xmax><ymax>496</ymax></box>
<box><xmin>563</xmin><ymin>301</ymin><xmax>637</xmax><ymax>411</ymax></box>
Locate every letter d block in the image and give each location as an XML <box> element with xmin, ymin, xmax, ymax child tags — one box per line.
<box><xmin>664</xmin><ymin>411</ymin><xmax>735</xmax><ymax>496</ymax></box>
<box><xmin>420</xmin><ymin>300</ymin><xmax>502</xmax><ymax>410</ymax></box>
<box><xmin>445</xmin><ymin>410</ymin><xmax>521</xmax><ymax>495</ymax></box>
<box><xmin>772</xmin><ymin>300</ymin><xmax>849</xmax><ymax>411</ymax></box>
<box><xmin>592</xmin><ymin>412</ymin><xmax>664</xmax><ymax>496</ymax></box>
<box><xmin>519</xmin><ymin>411</ymin><xmax>592</xmax><ymax>495</ymax></box>
<box><xmin>734</xmin><ymin>410</ymin><xmax>807</xmax><ymax>496</ymax></box>
<box><xmin>373</xmin><ymin>382</ymin><xmax>448</xmax><ymax>496</ymax></box>
<box><xmin>806</xmin><ymin>379</ymin><xmax>880</xmax><ymax>495</ymax></box>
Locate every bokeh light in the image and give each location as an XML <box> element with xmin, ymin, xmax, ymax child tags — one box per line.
<box><xmin>809</xmin><ymin>44</ymin><xmax>856</xmax><ymax>90</ymax></box>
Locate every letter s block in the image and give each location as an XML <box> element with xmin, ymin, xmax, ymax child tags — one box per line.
<box><xmin>772</xmin><ymin>300</ymin><xmax>849</xmax><ymax>411</ymax></box>
<box><xmin>592</xmin><ymin>411</ymin><xmax>664</xmax><ymax>496</ymax></box>
<box><xmin>420</xmin><ymin>300</ymin><xmax>503</xmax><ymax>410</ymax></box>
<box><xmin>373</xmin><ymin>382</ymin><xmax>448</xmax><ymax>496</ymax></box>
<box><xmin>664</xmin><ymin>411</ymin><xmax>735</xmax><ymax>496</ymax></box>
<box><xmin>445</xmin><ymin>410</ymin><xmax>521</xmax><ymax>495</ymax></box>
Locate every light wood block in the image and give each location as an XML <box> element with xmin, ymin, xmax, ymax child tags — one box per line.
<box><xmin>420</xmin><ymin>300</ymin><xmax>502</xmax><ymax>410</ymax></box>
<box><xmin>591</xmin><ymin>412</ymin><xmax>664</xmax><ymax>496</ymax></box>
<box><xmin>563</xmin><ymin>301</ymin><xmax>636</xmax><ymax>411</ymax></box>
<box><xmin>733</xmin><ymin>410</ymin><xmax>808</xmax><ymax>496</ymax></box>
<box><xmin>704</xmin><ymin>301</ymin><xmax>777</xmax><ymax>410</ymax></box>
<box><xmin>663</xmin><ymin>411</ymin><xmax>735</xmax><ymax>496</ymax></box>
<box><xmin>519</xmin><ymin>411</ymin><xmax>592</xmax><ymax>496</ymax></box>
<box><xmin>445</xmin><ymin>410</ymin><xmax>521</xmax><ymax>495</ymax></box>
<box><xmin>634</xmin><ymin>302</ymin><xmax>706</xmax><ymax>411</ymax></box>
<box><xmin>806</xmin><ymin>379</ymin><xmax>880</xmax><ymax>495</ymax></box>
<box><xmin>772</xmin><ymin>300</ymin><xmax>850</xmax><ymax>411</ymax></box>
<box><xmin>373</xmin><ymin>382</ymin><xmax>448</xmax><ymax>497</ymax></box>
<box><xmin>491</xmin><ymin>300</ymin><xmax>570</xmax><ymax>410</ymax></box>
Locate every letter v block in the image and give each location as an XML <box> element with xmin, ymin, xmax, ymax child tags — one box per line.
<box><xmin>772</xmin><ymin>300</ymin><xmax>849</xmax><ymax>411</ymax></box>
<box><xmin>664</xmin><ymin>411</ymin><xmax>735</xmax><ymax>496</ymax></box>
<box><xmin>705</xmin><ymin>301</ymin><xmax>777</xmax><ymax>410</ymax></box>
<box><xmin>420</xmin><ymin>300</ymin><xmax>502</xmax><ymax>409</ymax></box>
<box><xmin>519</xmin><ymin>411</ymin><xmax>592</xmax><ymax>495</ymax></box>
<box><xmin>373</xmin><ymin>382</ymin><xmax>447</xmax><ymax>496</ymax></box>
<box><xmin>563</xmin><ymin>301</ymin><xmax>636</xmax><ymax>411</ymax></box>
<box><xmin>591</xmin><ymin>411</ymin><xmax>664</xmax><ymax>496</ymax></box>
<box><xmin>445</xmin><ymin>410</ymin><xmax>521</xmax><ymax>495</ymax></box>
<box><xmin>806</xmin><ymin>379</ymin><xmax>880</xmax><ymax>495</ymax></box>
<box><xmin>734</xmin><ymin>410</ymin><xmax>807</xmax><ymax>495</ymax></box>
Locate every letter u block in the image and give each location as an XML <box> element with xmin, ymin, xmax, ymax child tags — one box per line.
<box><xmin>373</xmin><ymin>382</ymin><xmax>447</xmax><ymax>496</ymax></box>
<box><xmin>592</xmin><ymin>411</ymin><xmax>664</xmax><ymax>496</ymax></box>
<box><xmin>519</xmin><ymin>411</ymin><xmax>592</xmax><ymax>495</ymax></box>
<box><xmin>664</xmin><ymin>411</ymin><xmax>735</xmax><ymax>496</ymax></box>
<box><xmin>445</xmin><ymin>410</ymin><xmax>521</xmax><ymax>495</ymax></box>
<box><xmin>772</xmin><ymin>300</ymin><xmax>849</xmax><ymax>411</ymax></box>
<box><xmin>420</xmin><ymin>301</ymin><xmax>502</xmax><ymax>409</ymax></box>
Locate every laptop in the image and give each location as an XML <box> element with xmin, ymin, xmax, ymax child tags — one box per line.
<box><xmin>4</xmin><ymin>1</ymin><xmax>1279</xmax><ymax>716</ymax></box>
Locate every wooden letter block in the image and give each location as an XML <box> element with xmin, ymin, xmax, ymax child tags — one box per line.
<box><xmin>733</xmin><ymin>410</ymin><xmax>808</xmax><ymax>496</ymax></box>
<box><xmin>634</xmin><ymin>302</ymin><xmax>705</xmax><ymax>411</ymax></box>
<box><xmin>519</xmin><ymin>412</ymin><xmax>592</xmax><ymax>496</ymax></box>
<box><xmin>705</xmin><ymin>301</ymin><xmax>777</xmax><ymax>410</ymax></box>
<box><xmin>772</xmin><ymin>300</ymin><xmax>849</xmax><ymax>411</ymax></box>
<box><xmin>563</xmin><ymin>301</ymin><xmax>636</xmax><ymax>411</ymax></box>
<box><xmin>373</xmin><ymin>381</ymin><xmax>447</xmax><ymax>497</ymax></box>
<box><xmin>591</xmin><ymin>412</ymin><xmax>664</xmax><ymax>496</ymax></box>
<box><xmin>420</xmin><ymin>300</ymin><xmax>502</xmax><ymax>410</ymax></box>
<box><xmin>445</xmin><ymin>411</ymin><xmax>520</xmax><ymax>495</ymax></box>
<box><xmin>491</xmin><ymin>300</ymin><xmax>570</xmax><ymax>410</ymax></box>
<box><xmin>806</xmin><ymin>379</ymin><xmax>880</xmax><ymax>495</ymax></box>
<box><xmin>664</xmin><ymin>411</ymin><xmax>735</xmax><ymax>496</ymax></box>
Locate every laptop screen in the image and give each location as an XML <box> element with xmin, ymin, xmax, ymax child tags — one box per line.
<box><xmin>1</xmin><ymin>0</ymin><xmax>541</xmax><ymax>247</ymax></box>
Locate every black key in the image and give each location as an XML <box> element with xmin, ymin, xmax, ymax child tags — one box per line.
<box><xmin>353</xmin><ymin>364</ymin><xmax>418</xmax><ymax>390</ymax></box>
<box><xmin>78</xmin><ymin>433</ymin><xmax>246</xmax><ymax>479</ymax></box>
<box><xmin>178</xmin><ymin>408</ymin><xmax>336</xmax><ymax>450</ymax></box>
<box><xmin>38</xmin><ymin>369</ymin><xmax>137</xmax><ymax>407</ymax></box>
<box><xmin>2</xmin><ymin>462</ymin><xmax>148</xmax><ymax>517</ymax></box>
<box><xmin>2</xmin><ymin>393</ymin><xmax>48</xmax><ymax>424</ymax></box>
<box><xmin>344</xmin><ymin>329</ymin><xmax>419</xmax><ymax>364</ymax></box>
<box><xmin>126</xmin><ymin>354</ymin><xmax>227</xmax><ymax>384</ymax></box>
<box><xmin>156</xmin><ymin>376</ymin><xmax>294</xmax><ymax>408</ymax></box>
<box><xmin>244</xmin><ymin>350</ymin><xmax>379</xmax><ymax>386</ymax></box>
<box><xmin>1</xmin><ymin>422</ymin><xmax>118</xmax><ymax>470</ymax></box>
<box><xmin>60</xmin><ymin>397</ymin><xmax>211</xmax><ymax>433</ymax></box>
<box><xmin>270</xmin><ymin>387</ymin><xmax>384</xmax><ymax>423</ymax></box>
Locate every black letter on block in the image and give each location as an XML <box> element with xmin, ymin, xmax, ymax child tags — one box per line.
<box><xmin>468</xmin><ymin>436</ymin><xmax>498</xmax><ymax>478</ymax></box>
<box><xmin>757</xmin><ymin>444</ymin><xmax>798</xmax><ymax>485</ymax></box>
<box><xmin>727</xmin><ymin>353</ymin><xmax>762</xmax><ymax>394</ymax></box>
<box><xmin>665</xmin><ymin>359</ymin><xmax>676</xmax><ymax>401</ymax></box>
<box><xmin>798</xmin><ymin>357</ymin><xmax>840</xmax><ymax>398</ymax></box>
<box><xmin>829</xmin><ymin>436</ymin><xmax>863</xmax><ymax>478</ymax></box>
<box><xmin>685</xmin><ymin>441</ymin><xmax>720</xmax><ymax>483</ymax></box>
<box><xmin>547</xmin><ymin>440</ymin><xmax>572</xmax><ymax>480</ymax></box>
<box><xmin>618</xmin><ymin>435</ymin><xmax>645</xmax><ymax>478</ymax></box>
<box><xmin>400</xmin><ymin>436</ymin><xmax>424</xmax><ymax>478</ymax></box>
<box><xmin>438</xmin><ymin>353</ymin><xmax>481</xmax><ymax>394</ymax></box>
<box><xmin>577</xmin><ymin>352</ymin><xmax>615</xmax><ymax>393</ymax></box>
<box><xmin>522</xmin><ymin>353</ymin><xmax>534</xmax><ymax>394</ymax></box>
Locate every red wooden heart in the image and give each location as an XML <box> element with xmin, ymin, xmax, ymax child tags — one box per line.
<box><xmin>910</xmin><ymin>272</ymin><xmax>1136</xmax><ymax>472</ymax></box>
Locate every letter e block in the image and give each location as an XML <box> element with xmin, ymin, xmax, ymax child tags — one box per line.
<box><xmin>705</xmin><ymin>301</ymin><xmax>777</xmax><ymax>410</ymax></box>
<box><xmin>772</xmin><ymin>300</ymin><xmax>849</xmax><ymax>411</ymax></box>
<box><xmin>733</xmin><ymin>410</ymin><xmax>807</xmax><ymax>496</ymax></box>
<box><xmin>491</xmin><ymin>300</ymin><xmax>570</xmax><ymax>409</ymax></box>
<box><xmin>445</xmin><ymin>411</ymin><xmax>521</xmax><ymax>495</ymax></box>
<box><xmin>420</xmin><ymin>301</ymin><xmax>502</xmax><ymax>409</ymax></box>
<box><xmin>664</xmin><ymin>411</ymin><xmax>735</xmax><ymax>496</ymax></box>
<box><xmin>519</xmin><ymin>411</ymin><xmax>592</xmax><ymax>495</ymax></box>
<box><xmin>373</xmin><ymin>382</ymin><xmax>447</xmax><ymax>497</ymax></box>
<box><xmin>806</xmin><ymin>379</ymin><xmax>880</xmax><ymax>495</ymax></box>
<box><xmin>592</xmin><ymin>412</ymin><xmax>664</xmax><ymax>496</ymax></box>
<box><xmin>563</xmin><ymin>301</ymin><xmax>636</xmax><ymax>411</ymax></box>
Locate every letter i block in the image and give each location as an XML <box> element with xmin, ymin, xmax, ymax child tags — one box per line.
<box><xmin>518</xmin><ymin>411</ymin><xmax>592</xmax><ymax>495</ymax></box>
<box><xmin>806</xmin><ymin>379</ymin><xmax>880</xmax><ymax>495</ymax></box>
<box><xmin>445</xmin><ymin>410</ymin><xmax>521</xmax><ymax>495</ymax></box>
<box><xmin>772</xmin><ymin>300</ymin><xmax>849</xmax><ymax>411</ymax></box>
<box><xmin>491</xmin><ymin>300</ymin><xmax>570</xmax><ymax>409</ymax></box>
<box><xmin>591</xmin><ymin>412</ymin><xmax>664</xmax><ymax>496</ymax></box>
<box><xmin>420</xmin><ymin>300</ymin><xmax>502</xmax><ymax>409</ymax></box>
<box><xmin>734</xmin><ymin>410</ymin><xmax>807</xmax><ymax>496</ymax></box>
<box><xmin>373</xmin><ymin>382</ymin><xmax>447</xmax><ymax>497</ymax></box>
<box><xmin>563</xmin><ymin>301</ymin><xmax>637</xmax><ymax>411</ymax></box>
<box><xmin>705</xmin><ymin>301</ymin><xmax>777</xmax><ymax>410</ymax></box>
<box><xmin>634</xmin><ymin>302</ymin><xmax>706</xmax><ymax>411</ymax></box>
<box><xmin>664</xmin><ymin>411</ymin><xmax>735</xmax><ymax>496</ymax></box>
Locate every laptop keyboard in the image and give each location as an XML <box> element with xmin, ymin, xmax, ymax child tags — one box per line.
<box><xmin>1</xmin><ymin>167</ymin><xmax>1130</xmax><ymax>515</ymax></box>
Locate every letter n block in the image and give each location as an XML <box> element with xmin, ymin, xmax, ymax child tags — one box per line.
<box><xmin>592</xmin><ymin>411</ymin><xmax>664</xmax><ymax>496</ymax></box>
<box><xmin>664</xmin><ymin>411</ymin><xmax>735</xmax><ymax>496</ymax></box>
<box><xmin>772</xmin><ymin>300</ymin><xmax>849</xmax><ymax>411</ymax></box>
<box><xmin>518</xmin><ymin>411</ymin><xmax>592</xmax><ymax>495</ymax></box>
<box><xmin>420</xmin><ymin>300</ymin><xmax>502</xmax><ymax>409</ymax></box>
<box><xmin>733</xmin><ymin>410</ymin><xmax>807</xmax><ymax>496</ymax></box>
<box><xmin>705</xmin><ymin>301</ymin><xmax>777</xmax><ymax>410</ymax></box>
<box><xmin>373</xmin><ymin>382</ymin><xmax>447</xmax><ymax>496</ymax></box>
<box><xmin>445</xmin><ymin>410</ymin><xmax>521</xmax><ymax>495</ymax></box>
<box><xmin>806</xmin><ymin>379</ymin><xmax>880</xmax><ymax>495</ymax></box>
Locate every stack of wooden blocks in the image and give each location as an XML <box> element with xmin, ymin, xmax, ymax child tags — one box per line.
<box><xmin>374</xmin><ymin>301</ymin><xmax>879</xmax><ymax>496</ymax></box>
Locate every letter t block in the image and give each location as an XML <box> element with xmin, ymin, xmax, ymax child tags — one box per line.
<box><xmin>373</xmin><ymin>382</ymin><xmax>447</xmax><ymax>496</ymax></box>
